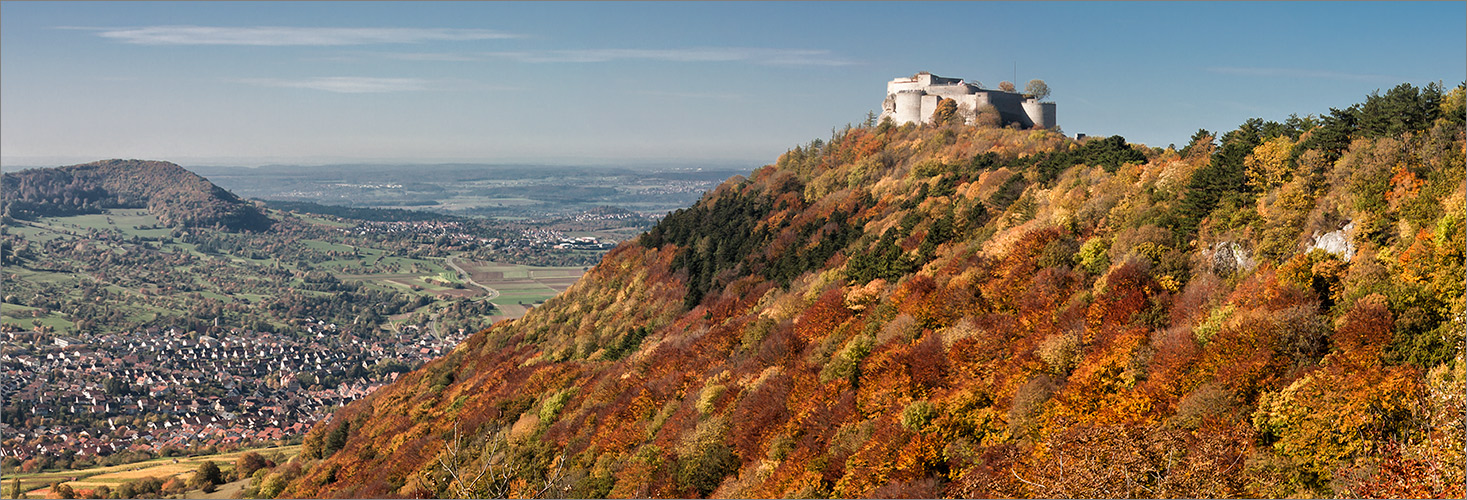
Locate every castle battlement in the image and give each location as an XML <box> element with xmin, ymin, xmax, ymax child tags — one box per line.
<box><xmin>879</xmin><ymin>72</ymin><xmax>1055</xmax><ymax>129</ymax></box>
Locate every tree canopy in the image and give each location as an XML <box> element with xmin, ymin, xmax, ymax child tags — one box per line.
<box><xmin>1025</xmin><ymin>79</ymin><xmax>1051</xmax><ymax>100</ymax></box>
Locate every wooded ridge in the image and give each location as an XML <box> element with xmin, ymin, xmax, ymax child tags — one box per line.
<box><xmin>2</xmin><ymin>159</ymin><xmax>272</xmax><ymax>232</ymax></box>
<box><xmin>264</xmin><ymin>83</ymin><xmax>1465</xmax><ymax>498</ymax></box>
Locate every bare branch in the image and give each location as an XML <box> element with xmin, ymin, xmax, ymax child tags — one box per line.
<box><xmin>1011</xmin><ymin>468</ymin><xmax>1047</xmax><ymax>491</ymax></box>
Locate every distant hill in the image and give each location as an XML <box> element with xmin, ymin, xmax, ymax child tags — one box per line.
<box><xmin>278</xmin><ymin>83</ymin><xmax>1463</xmax><ymax>498</ymax></box>
<box><xmin>2</xmin><ymin>159</ymin><xmax>273</xmax><ymax>232</ymax></box>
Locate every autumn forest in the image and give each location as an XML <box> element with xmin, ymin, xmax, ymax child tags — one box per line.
<box><xmin>254</xmin><ymin>83</ymin><xmax>1467</xmax><ymax>498</ymax></box>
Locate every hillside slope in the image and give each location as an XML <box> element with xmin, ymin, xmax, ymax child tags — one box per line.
<box><xmin>279</xmin><ymin>83</ymin><xmax>1464</xmax><ymax>499</ymax></box>
<box><xmin>2</xmin><ymin>159</ymin><xmax>272</xmax><ymax>231</ymax></box>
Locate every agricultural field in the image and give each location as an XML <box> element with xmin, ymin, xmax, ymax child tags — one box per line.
<box><xmin>9</xmin><ymin>445</ymin><xmax>299</xmax><ymax>498</ymax></box>
<box><xmin>453</xmin><ymin>260</ymin><xmax>586</xmax><ymax>315</ymax></box>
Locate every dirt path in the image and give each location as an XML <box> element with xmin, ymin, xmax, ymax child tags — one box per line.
<box><xmin>421</xmin><ymin>256</ymin><xmax>504</xmax><ymax>339</ymax></box>
<box><xmin>189</xmin><ymin>478</ymin><xmax>249</xmax><ymax>499</ymax></box>
<box><xmin>445</xmin><ymin>256</ymin><xmax>498</xmax><ymax>300</ymax></box>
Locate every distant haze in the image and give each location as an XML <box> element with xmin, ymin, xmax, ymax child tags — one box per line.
<box><xmin>3</xmin><ymin>2</ymin><xmax>1463</xmax><ymax>168</ymax></box>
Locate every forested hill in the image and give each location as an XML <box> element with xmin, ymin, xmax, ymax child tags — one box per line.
<box><xmin>1</xmin><ymin>159</ymin><xmax>272</xmax><ymax>231</ymax></box>
<box><xmin>278</xmin><ymin>83</ymin><xmax>1463</xmax><ymax>499</ymax></box>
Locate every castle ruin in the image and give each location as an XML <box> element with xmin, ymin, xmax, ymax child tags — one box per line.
<box><xmin>880</xmin><ymin>72</ymin><xmax>1056</xmax><ymax>129</ymax></box>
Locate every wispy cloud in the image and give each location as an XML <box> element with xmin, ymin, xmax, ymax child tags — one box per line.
<box><xmin>82</xmin><ymin>26</ymin><xmax>519</xmax><ymax>46</ymax></box>
<box><xmin>634</xmin><ymin>89</ymin><xmax>744</xmax><ymax>101</ymax></box>
<box><xmin>381</xmin><ymin>47</ymin><xmax>857</xmax><ymax>66</ymax></box>
<box><xmin>1205</xmin><ymin>66</ymin><xmax>1399</xmax><ymax>83</ymax></box>
<box><xmin>235</xmin><ymin>77</ymin><xmax>431</xmax><ymax>93</ymax></box>
<box><xmin>379</xmin><ymin>52</ymin><xmax>484</xmax><ymax>62</ymax></box>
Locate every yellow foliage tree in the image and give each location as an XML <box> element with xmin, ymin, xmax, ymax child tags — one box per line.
<box><xmin>1245</xmin><ymin>135</ymin><xmax>1297</xmax><ymax>191</ymax></box>
<box><xmin>931</xmin><ymin>98</ymin><xmax>958</xmax><ymax>126</ymax></box>
<box><xmin>1251</xmin><ymin>356</ymin><xmax>1423</xmax><ymax>494</ymax></box>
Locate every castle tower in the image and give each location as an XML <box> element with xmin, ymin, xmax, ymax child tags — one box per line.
<box><xmin>1022</xmin><ymin>98</ymin><xmax>1057</xmax><ymax>130</ymax></box>
<box><xmin>891</xmin><ymin>91</ymin><xmax>925</xmax><ymax>126</ymax></box>
<box><xmin>879</xmin><ymin>72</ymin><xmax>1055</xmax><ymax>129</ymax></box>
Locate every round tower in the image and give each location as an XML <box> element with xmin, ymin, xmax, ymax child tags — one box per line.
<box><xmin>1022</xmin><ymin>98</ymin><xmax>1057</xmax><ymax>129</ymax></box>
<box><xmin>893</xmin><ymin>90</ymin><xmax>924</xmax><ymax>126</ymax></box>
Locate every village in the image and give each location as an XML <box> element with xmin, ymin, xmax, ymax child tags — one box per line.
<box><xmin>0</xmin><ymin>318</ymin><xmax>466</xmax><ymax>466</ymax></box>
<box><xmin>347</xmin><ymin>219</ymin><xmax>616</xmax><ymax>251</ymax></box>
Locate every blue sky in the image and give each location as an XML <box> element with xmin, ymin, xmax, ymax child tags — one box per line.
<box><xmin>2</xmin><ymin>1</ymin><xmax>1463</xmax><ymax>168</ymax></box>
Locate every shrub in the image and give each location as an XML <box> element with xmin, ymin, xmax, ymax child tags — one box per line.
<box><xmin>931</xmin><ymin>98</ymin><xmax>959</xmax><ymax>126</ymax></box>
<box><xmin>731</xmin><ymin>369</ymin><xmax>792</xmax><ymax>458</ymax></box>
<box><xmin>1169</xmin><ymin>383</ymin><xmax>1234</xmax><ymax>429</ymax></box>
<box><xmin>258</xmin><ymin>473</ymin><xmax>288</xmax><ymax>499</ymax></box>
<box><xmin>235</xmin><ymin>452</ymin><xmax>267</xmax><ymax>480</ymax></box>
<box><xmin>324</xmin><ymin>420</ymin><xmax>351</xmax><ymax>456</ymax></box>
<box><xmin>191</xmin><ymin>460</ymin><xmax>223</xmax><ymax>488</ymax></box>
<box><xmin>49</xmin><ymin>482</ymin><xmax>75</xmax><ymax>499</ymax></box>
<box><xmin>160</xmin><ymin>478</ymin><xmax>186</xmax><ymax>496</ymax></box>
<box><xmin>1038</xmin><ymin>235</ymin><xmax>1081</xmax><ymax>269</ymax></box>
<box><xmin>913</xmin><ymin>160</ymin><xmax>946</xmax><ymax>178</ymax></box>
<box><xmin>1192</xmin><ymin>304</ymin><xmax>1235</xmax><ymax>345</ymax></box>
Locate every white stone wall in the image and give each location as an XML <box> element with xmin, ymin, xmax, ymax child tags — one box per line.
<box><xmin>920</xmin><ymin>95</ymin><xmax>942</xmax><ymax>124</ymax></box>
<box><xmin>891</xmin><ymin>92</ymin><xmax>924</xmax><ymax>125</ymax></box>
<box><xmin>879</xmin><ymin>72</ymin><xmax>1057</xmax><ymax>129</ymax></box>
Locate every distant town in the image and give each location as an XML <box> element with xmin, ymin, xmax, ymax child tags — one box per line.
<box><xmin>1</xmin><ymin>318</ymin><xmax>466</xmax><ymax>464</ymax></box>
<box><xmin>348</xmin><ymin>219</ymin><xmax>617</xmax><ymax>251</ymax></box>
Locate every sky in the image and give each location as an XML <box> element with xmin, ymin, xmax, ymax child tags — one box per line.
<box><xmin>2</xmin><ymin>1</ymin><xmax>1464</xmax><ymax>168</ymax></box>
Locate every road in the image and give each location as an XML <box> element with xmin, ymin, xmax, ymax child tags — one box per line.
<box><xmin>445</xmin><ymin>256</ymin><xmax>499</xmax><ymax>301</ymax></box>
<box><xmin>426</xmin><ymin>256</ymin><xmax>500</xmax><ymax>340</ymax></box>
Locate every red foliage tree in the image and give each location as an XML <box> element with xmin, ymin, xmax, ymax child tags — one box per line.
<box><xmin>796</xmin><ymin>287</ymin><xmax>853</xmax><ymax>342</ymax></box>
<box><xmin>730</xmin><ymin>370</ymin><xmax>794</xmax><ymax>459</ymax></box>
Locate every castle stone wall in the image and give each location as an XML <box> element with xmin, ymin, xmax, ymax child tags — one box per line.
<box><xmin>984</xmin><ymin>91</ymin><xmax>1028</xmax><ymax>127</ymax></box>
<box><xmin>1023</xmin><ymin>100</ymin><xmax>1057</xmax><ymax>130</ymax></box>
<box><xmin>892</xmin><ymin>91</ymin><xmax>924</xmax><ymax>126</ymax></box>
<box><xmin>879</xmin><ymin>72</ymin><xmax>1056</xmax><ymax>130</ymax></box>
<box><xmin>920</xmin><ymin>95</ymin><xmax>942</xmax><ymax>124</ymax></box>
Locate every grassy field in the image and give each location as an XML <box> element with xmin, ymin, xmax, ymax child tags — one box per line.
<box><xmin>456</xmin><ymin>260</ymin><xmax>586</xmax><ymax>313</ymax></box>
<box><xmin>31</xmin><ymin>211</ymin><xmax>172</xmax><ymax>240</ymax></box>
<box><xmin>6</xmin><ymin>445</ymin><xmax>300</xmax><ymax>498</ymax></box>
<box><xmin>5</xmin><ymin>223</ymin><xmax>65</xmax><ymax>242</ymax></box>
<box><xmin>1</xmin><ymin>273</ymin><xmax>78</xmax><ymax>333</ymax></box>
<box><xmin>192</xmin><ymin>477</ymin><xmax>250</xmax><ymax>499</ymax></box>
<box><xmin>289</xmin><ymin>212</ymin><xmax>353</xmax><ymax>228</ymax></box>
<box><xmin>0</xmin><ymin>309</ymin><xmax>74</xmax><ymax>334</ymax></box>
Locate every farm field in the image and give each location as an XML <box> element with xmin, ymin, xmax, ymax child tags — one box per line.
<box><xmin>10</xmin><ymin>445</ymin><xmax>300</xmax><ymax>498</ymax></box>
<box><xmin>454</xmin><ymin>260</ymin><xmax>586</xmax><ymax>318</ymax></box>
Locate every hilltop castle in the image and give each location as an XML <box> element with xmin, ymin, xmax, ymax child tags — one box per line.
<box><xmin>880</xmin><ymin>72</ymin><xmax>1056</xmax><ymax>129</ymax></box>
